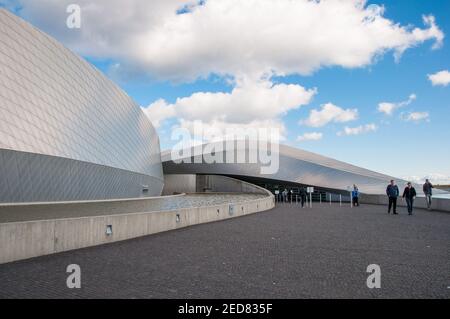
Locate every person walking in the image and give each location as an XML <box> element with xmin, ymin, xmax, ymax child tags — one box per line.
<box><xmin>299</xmin><ymin>187</ymin><xmax>307</xmax><ymax>208</ymax></box>
<box><xmin>402</xmin><ymin>182</ymin><xmax>417</xmax><ymax>215</ymax></box>
<box><xmin>422</xmin><ymin>179</ymin><xmax>434</xmax><ymax>210</ymax></box>
<box><xmin>351</xmin><ymin>184</ymin><xmax>360</xmax><ymax>207</ymax></box>
<box><xmin>282</xmin><ymin>189</ymin><xmax>288</xmax><ymax>203</ymax></box>
<box><xmin>386</xmin><ymin>180</ymin><xmax>399</xmax><ymax>214</ymax></box>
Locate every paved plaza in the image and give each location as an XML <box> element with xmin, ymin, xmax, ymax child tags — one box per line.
<box><xmin>0</xmin><ymin>203</ymin><xmax>449</xmax><ymax>298</ymax></box>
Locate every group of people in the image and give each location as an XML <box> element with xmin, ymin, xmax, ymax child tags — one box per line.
<box><xmin>386</xmin><ymin>179</ymin><xmax>434</xmax><ymax>215</ymax></box>
<box><xmin>278</xmin><ymin>179</ymin><xmax>434</xmax><ymax>215</ymax></box>
<box><xmin>280</xmin><ymin>188</ymin><xmax>308</xmax><ymax>207</ymax></box>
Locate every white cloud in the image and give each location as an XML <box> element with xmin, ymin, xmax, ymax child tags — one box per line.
<box><xmin>141</xmin><ymin>99</ymin><xmax>175</xmax><ymax>128</ymax></box>
<box><xmin>378</xmin><ymin>94</ymin><xmax>416</xmax><ymax>115</ymax></box>
<box><xmin>428</xmin><ymin>70</ymin><xmax>450</xmax><ymax>86</ymax></box>
<box><xmin>401</xmin><ymin>111</ymin><xmax>430</xmax><ymax>122</ymax></box>
<box><xmin>143</xmin><ymin>79</ymin><xmax>316</xmax><ymax>134</ymax></box>
<box><xmin>301</xmin><ymin>103</ymin><xmax>358</xmax><ymax>128</ymax></box>
<box><xmin>337</xmin><ymin>123</ymin><xmax>377</xmax><ymax>136</ymax></box>
<box><xmin>297</xmin><ymin>132</ymin><xmax>323</xmax><ymax>142</ymax></box>
<box><xmin>14</xmin><ymin>0</ymin><xmax>444</xmax><ymax>81</ymax></box>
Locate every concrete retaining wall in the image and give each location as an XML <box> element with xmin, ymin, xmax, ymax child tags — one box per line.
<box><xmin>0</xmin><ymin>194</ymin><xmax>275</xmax><ymax>264</ymax></box>
<box><xmin>359</xmin><ymin>194</ymin><xmax>450</xmax><ymax>212</ymax></box>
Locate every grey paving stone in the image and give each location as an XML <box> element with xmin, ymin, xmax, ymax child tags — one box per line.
<box><xmin>0</xmin><ymin>203</ymin><xmax>449</xmax><ymax>299</ymax></box>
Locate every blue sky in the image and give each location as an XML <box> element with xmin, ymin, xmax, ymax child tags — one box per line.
<box><xmin>2</xmin><ymin>0</ymin><xmax>450</xmax><ymax>182</ymax></box>
<box><xmin>284</xmin><ymin>0</ymin><xmax>450</xmax><ymax>179</ymax></box>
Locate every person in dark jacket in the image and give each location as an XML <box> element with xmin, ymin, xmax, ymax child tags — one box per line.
<box><xmin>422</xmin><ymin>179</ymin><xmax>433</xmax><ymax>210</ymax></box>
<box><xmin>386</xmin><ymin>180</ymin><xmax>399</xmax><ymax>214</ymax></box>
<box><xmin>402</xmin><ymin>182</ymin><xmax>417</xmax><ymax>215</ymax></box>
<box><xmin>299</xmin><ymin>187</ymin><xmax>307</xmax><ymax>208</ymax></box>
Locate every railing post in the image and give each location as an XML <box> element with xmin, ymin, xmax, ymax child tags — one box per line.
<box><xmin>350</xmin><ymin>189</ymin><xmax>353</xmax><ymax>208</ymax></box>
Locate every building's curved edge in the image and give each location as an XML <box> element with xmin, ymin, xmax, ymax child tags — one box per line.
<box><xmin>161</xmin><ymin>141</ymin><xmax>448</xmax><ymax>196</ymax></box>
<box><xmin>0</xmin><ymin>148</ymin><xmax>164</xmax><ymax>203</ymax></box>
<box><xmin>162</xmin><ymin>142</ymin><xmax>395</xmax><ymax>182</ymax></box>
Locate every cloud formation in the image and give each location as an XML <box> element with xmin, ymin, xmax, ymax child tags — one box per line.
<box><xmin>9</xmin><ymin>0</ymin><xmax>444</xmax><ymax>144</ymax></box>
<box><xmin>13</xmin><ymin>0</ymin><xmax>444</xmax><ymax>81</ymax></box>
<box><xmin>301</xmin><ymin>103</ymin><xmax>358</xmax><ymax>128</ymax></box>
<box><xmin>337</xmin><ymin>123</ymin><xmax>377</xmax><ymax>136</ymax></box>
<box><xmin>428</xmin><ymin>70</ymin><xmax>450</xmax><ymax>87</ymax></box>
<box><xmin>143</xmin><ymin>79</ymin><xmax>316</xmax><ymax>134</ymax></box>
<box><xmin>141</xmin><ymin>99</ymin><xmax>176</xmax><ymax>128</ymax></box>
<box><xmin>297</xmin><ymin>132</ymin><xmax>323</xmax><ymax>142</ymax></box>
<box><xmin>378</xmin><ymin>94</ymin><xmax>416</xmax><ymax>115</ymax></box>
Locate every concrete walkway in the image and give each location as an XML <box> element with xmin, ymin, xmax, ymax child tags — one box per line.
<box><xmin>0</xmin><ymin>203</ymin><xmax>449</xmax><ymax>298</ymax></box>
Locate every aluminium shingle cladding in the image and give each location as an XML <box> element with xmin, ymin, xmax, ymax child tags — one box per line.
<box><xmin>0</xmin><ymin>9</ymin><xmax>163</xmax><ymax>202</ymax></box>
<box><xmin>0</xmin><ymin>9</ymin><xmax>162</xmax><ymax>179</ymax></box>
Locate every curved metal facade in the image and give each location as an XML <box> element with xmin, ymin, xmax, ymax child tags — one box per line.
<box><xmin>0</xmin><ymin>9</ymin><xmax>163</xmax><ymax>202</ymax></box>
<box><xmin>162</xmin><ymin>141</ymin><xmax>414</xmax><ymax>195</ymax></box>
